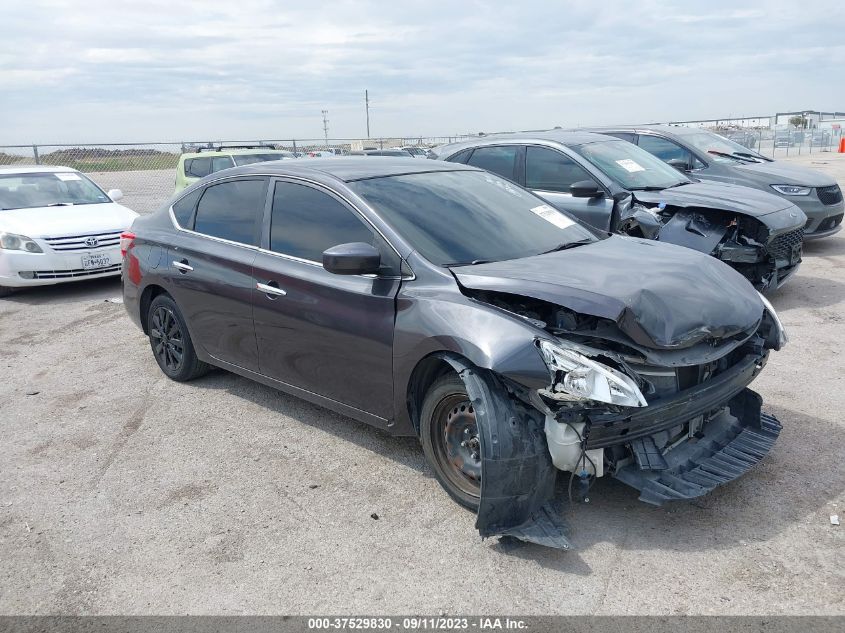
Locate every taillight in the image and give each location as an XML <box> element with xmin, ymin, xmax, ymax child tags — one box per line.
<box><xmin>119</xmin><ymin>231</ymin><xmax>136</xmax><ymax>258</ymax></box>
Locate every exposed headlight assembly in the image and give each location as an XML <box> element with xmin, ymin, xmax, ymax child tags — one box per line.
<box><xmin>770</xmin><ymin>184</ymin><xmax>811</xmax><ymax>196</ymax></box>
<box><xmin>536</xmin><ymin>339</ymin><xmax>647</xmax><ymax>408</ymax></box>
<box><xmin>0</xmin><ymin>232</ymin><xmax>43</xmax><ymax>253</ymax></box>
<box><xmin>757</xmin><ymin>291</ymin><xmax>788</xmax><ymax>348</ymax></box>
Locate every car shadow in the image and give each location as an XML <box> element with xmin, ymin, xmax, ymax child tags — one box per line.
<box><xmin>1</xmin><ymin>277</ymin><xmax>121</xmax><ymax>306</ymax></box>
<box><xmin>767</xmin><ymin>273</ymin><xmax>845</xmax><ymax>312</ymax></box>
<box><xmin>191</xmin><ymin>369</ymin><xmax>428</xmax><ymax>476</ymax></box>
<box><xmin>189</xmin><ymin>366</ymin><xmax>842</xmax><ymax>572</ymax></box>
<box><xmin>802</xmin><ymin>234</ymin><xmax>845</xmax><ymax>258</ymax></box>
<box><xmin>488</xmin><ymin>403</ymin><xmax>845</xmax><ymax>572</ymax></box>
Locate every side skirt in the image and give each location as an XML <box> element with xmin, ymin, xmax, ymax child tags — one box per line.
<box><xmin>205</xmin><ymin>354</ymin><xmax>391</xmax><ymax>432</ymax></box>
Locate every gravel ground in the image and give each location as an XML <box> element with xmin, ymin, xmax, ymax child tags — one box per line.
<box><xmin>86</xmin><ymin>169</ymin><xmax>175</xmax><ymax>215</ymax></box>
<box><xmin>1</xmin><ymin>155</ymin><xmax>843</xmax><ymax>615</ymax></box>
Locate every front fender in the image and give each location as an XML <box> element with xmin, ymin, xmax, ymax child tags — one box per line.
<box><xmin>392</xmin><ymin>291</ymin><xmax>551</xmax><ymax>434</ymax></box>
<box><xmin>440</xmin><ymin>354</ymin><xmax>571</xmax><ymax>549</ymax></box>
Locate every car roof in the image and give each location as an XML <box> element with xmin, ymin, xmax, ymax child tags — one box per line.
<box><xmin>585</xmin><ymin>124</ymin><xmax>704</xmax><ymax>137</ymax></box>
<box><xmin>435</xmin><ymin>130</ymin><xmax>615</xmax><ymax>156</ymax></box>
<box><xmin>0</xmin><ymin>165</ymin><xmax>78</xmax><ymax>175</ymax></box>
<box><xmin>211</xmin><ymin>156</ymin><xmax>477</xmax><ymax>183</ymax></box>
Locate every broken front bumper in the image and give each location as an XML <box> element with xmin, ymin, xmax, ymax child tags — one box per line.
<box><xmin>614</xmin><ymin>388</ymin><xmax>781</xmax><ymax>505</ymax></box>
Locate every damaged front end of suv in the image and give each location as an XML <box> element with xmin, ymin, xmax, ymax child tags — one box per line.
<box><xmin>616</xmin><ymin>183</ymin><xmax>806</xmax><ymax>292</ymax></box>
<box><xmin>401</xmin><ymin>237</ymin><xmax>786</xmax><ymax>550</ymax></box>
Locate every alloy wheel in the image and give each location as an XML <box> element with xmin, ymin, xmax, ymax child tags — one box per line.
<box><xmin>150</xmin><ymin>306</ymin><xmax>184</xmax><ymax>373</ymax></box>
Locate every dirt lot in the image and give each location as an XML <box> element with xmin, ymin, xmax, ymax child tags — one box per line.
<box><xmin>1</xmin><ymin>154</ymin><xmax>844</xmax><ymax>615</ymax></box>
<box><xmin>87</xmin><ymin>169</ymin><xmax>175</xmax><ymax>215</ymax></box>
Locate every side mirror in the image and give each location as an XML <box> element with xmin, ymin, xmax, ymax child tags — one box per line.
<box><xmin>570</xmin><ymin>180</ymin><xmax>603</xmax><ymax>198</ymax></box>
<box><xmin>666</xmin><ymin>159</ymin><xmax>689</xmax><ymax>172</ymax></box>
<box><xmin>107</xmin><ymin>189</ymin><xmax>124</xmax><ymax>202</ymax></box>
<box><xmin>323</xmin><ymin>242</ymin><xmax>381</xmax><ymax>275</ymax></box>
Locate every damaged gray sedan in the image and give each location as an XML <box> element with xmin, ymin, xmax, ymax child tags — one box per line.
<box><xmin>433</xmin><ymin>131</ymin><xmax>807</xmax><ymax>292</ymax></box>
<box><xmin>123</xmin><ymin>158</ymin><xmax>786</xmax><ymax>549</ymax></box>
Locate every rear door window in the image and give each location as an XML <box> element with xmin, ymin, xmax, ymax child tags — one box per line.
<box><xmin>466</xmin><ymin>146</ymin><xmax>519</xmax><ymax>181</ymax></box>
<box><xmin>193</xmin><ymin>178</ymin><xmax>267</xmax><ymax>245</ymax></box>
<box><xmin>525</xmin><ymin>146</ymin><xmax>596</xmax><ymax>193</ymax></box>
<box><xmin>607</xmin><ymin>132</ymin><xmax>636</xmax><ymax>143</ymax></box>
<box><xmin>184</xmin><ymin>157</ymin><xmax>212</xmax><ymax>178</ymax></box>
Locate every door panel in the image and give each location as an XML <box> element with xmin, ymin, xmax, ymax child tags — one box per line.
<box><xmin>164</xmin><ymin>177</ymin><xmax>267</xmax><ymax>370</ymax></box>
<box><xmin>167</xmin><ymin>235</ymin><xmax>258</xmax><ymax>370</ymax></box>
<box><xmin>252</xmin><ymin>254</ymin><xmax>398</xmax><ymax>418</ymax></box>
<box><xmin>534</xmin><ymin>191</ymin><xmax>615</xmax><ymax>232</ymax></box>
<box><xmin>524</xmin><ymin>145</ymin><xmax>614</xmax><ymax>231</ymax></box>
<box><xmin>253</xmin><ymin>179</ymin><xmax>399</xmax><ymax>419</ymax></box>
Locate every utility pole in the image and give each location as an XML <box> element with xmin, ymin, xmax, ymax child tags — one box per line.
<box><xmin>365</xmin><ymin>90</ymin><xmax>370</xmax><ymax>138</ymax></box>
<box><xmin>321</xmin><ymin>110</ymin><xmax>329</xmax><ymax>145</ymax></box>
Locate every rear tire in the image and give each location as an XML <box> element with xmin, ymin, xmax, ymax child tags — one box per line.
<box><xmin>420</xmin><ymin>373</ymin><xmax>482</xmax><ymax>511</ymax></box>
<box><xmin>147</xmin><ymin>294</ymin><xmax>210</xmax><ymax>381</ymax></box>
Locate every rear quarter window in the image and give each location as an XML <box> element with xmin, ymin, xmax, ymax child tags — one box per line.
<box><xmin>172</xmin><ymin>188</ymin><xmax>202</xmax><ymax>229</ymax></box>
<box><xmin>184</xmin><ymin>157</ymin><xmax>212</xmax><ymax>178</ymax></box>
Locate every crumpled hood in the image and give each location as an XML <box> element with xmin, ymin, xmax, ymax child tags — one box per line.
<box><xmin>0</xmin><ymin>203</ymin><xmax>138</xmax><ymax>237</ymax></box>
<box><xmin>633</xmin><ymin>180</ymin><xmax>795</xmax><ymax>217</ymax></box>
<box><xmin>733</xmin><ymin>160</ymin><xmax>836</xmax><ymax>188</ymax></box>
<box><xmin>454</xmin><ymin>235</ymin><xmax>764</xmax><ymax>350</ymax></box>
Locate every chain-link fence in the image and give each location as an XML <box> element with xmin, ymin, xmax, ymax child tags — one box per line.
<box><xmin>685</xmin><ymin>126</ymin><xmax>842</xmax><ymax>159</ymax></box>
<box><xmin>4</xmin><ymin>127</ymin><xmax>842</xmax><ymax>215</ymax></box>
<box><xmin>0</xmin><ymin>136</ymin><xmax>473</xmax><ymax>214</ymax></box>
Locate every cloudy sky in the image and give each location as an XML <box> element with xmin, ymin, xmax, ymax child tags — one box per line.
<box><xmin>1</xmin><ymin>0</ymin><xmax>844</xmax><ymax>144</ymax></box>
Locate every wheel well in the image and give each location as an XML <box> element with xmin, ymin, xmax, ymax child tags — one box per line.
<box><xmin>139</xmin><ymin>285</ymin><xmax>169</xmax><ymax>335</ymax></box>
<box><xmin>407</xmin><ymin>354</ymin><xmax>464</xmax><ymax>435</ymax></box>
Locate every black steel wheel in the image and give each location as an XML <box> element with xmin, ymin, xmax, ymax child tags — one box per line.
<box><xmin>147</xmin><ymin>294</ymin><xmax>209</xmax><ymax>381</ymax></box>
<box><xmin>420</xmin><ymin>373</ymin><xmax>482</xmax><ymax>511</ymax></box>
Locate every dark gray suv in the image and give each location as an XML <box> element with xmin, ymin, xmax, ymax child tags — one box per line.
<box><xmin>121</xmin><ymin>158</ymin><xmax>785</xmax><ymax>549</ymax></box>
<box><xmin>433</xmin><ymin>131</ymin><xmax>807</xmax><ymax>292</ymax></box>
<box><xmin>589</xmin><ymin>125</ymin><xmax>844</xmax><ymax>239</ymax></box>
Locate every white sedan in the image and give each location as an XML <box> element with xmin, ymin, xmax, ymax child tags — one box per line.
<box><xmin>0</xmin><ymin>166</ymin><xmax>138</xmax><ymax>296</ymax></box>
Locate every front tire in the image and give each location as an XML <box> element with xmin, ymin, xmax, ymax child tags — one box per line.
<box><xmin>420</xmin><ymin>373</ymin><xmax>482</xmax><ymax>511</ymax></box>
<box><xmin>147</xmin><ymin>294</ymin><xmax>210</xmax><ymax>381</ymax></box>
<box><xmin>0</xmin><ymin>286</ymin><xmax>15</xmax><ymax>298</ymax></box>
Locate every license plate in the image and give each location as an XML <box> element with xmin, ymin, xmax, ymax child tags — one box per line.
<box><xmin>81</xmin><ymin>253</ymin><xmax>112</xmax><ymax>270</ymax></box>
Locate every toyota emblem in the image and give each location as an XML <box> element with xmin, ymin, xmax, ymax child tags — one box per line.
<box><xmin>84</xmin><ymin>237</ymin><xmax>99</xmax><ymax>248</ymax></box>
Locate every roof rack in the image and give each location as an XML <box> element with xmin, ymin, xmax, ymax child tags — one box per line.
<box><xmin>194</xmin><ymin>144</ymin><xmax>276</xmax><ymax>153</ymax></box>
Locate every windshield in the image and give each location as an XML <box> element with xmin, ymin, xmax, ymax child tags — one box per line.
<box><xmin>349</xmin><ymin>170</ymin><xmax>600</xmax><ymax>266</ymax></box>
<box><xmin>0</xmin><ymin>172</ymin><xmax>110</xmax><ymax>210</ymax></box>
<box><xmin>574</xmin><ymin>139</ymin><xmax>690</xmax><ymax>191</ymax></box>
<box><xmin>681</xmin><ymin>131</ymin><xmax>766</xmax><ymax>163</ymax></box>
<box><xmin>232</xmin><ymin>153</ymin><xmax>292</xmax><ymax>166</ymax></box>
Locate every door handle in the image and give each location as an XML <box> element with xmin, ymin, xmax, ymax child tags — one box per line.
<box><xmin>256</xmin><ymin>281</ymin><xmax>287</xmax><ymax>298</ymax></box>
<box><xmin>173</xmin><ymin>260</ymin><xmax>193</xmax><ymax>273</ymax></box>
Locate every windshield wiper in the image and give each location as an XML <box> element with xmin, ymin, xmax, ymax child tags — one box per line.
<box><xmin>443</xmin><ymin>259</ymin><xmax>492</xmax><ymax>267</ymax></box>
<box><xmin>707</xmin><ymin>150</ymin><xmax>756</xmax><ymax>163</ymax></box>
<box><xmin>664</xmin><ymin>181</ymin><xmax>691</xmax><ymax>189</ymax></box>
<box><xmin>47</xmin><ymin>202</ymin><xmax>74</xmax><ymax>206</ymax></box>
<box><xmin>732</xmin><ymin>151</ymin><xmax>766</xmax><ymax>162</ymax></box>
<box><xmin>539</xmin><ymin>238</ymin><xmax>594</xmax><ymax>255</ymax></box>
<box><xmin>628</xmin><ymin>185</ymin><xmax>666</xmax><ymax>192</ymax></box>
